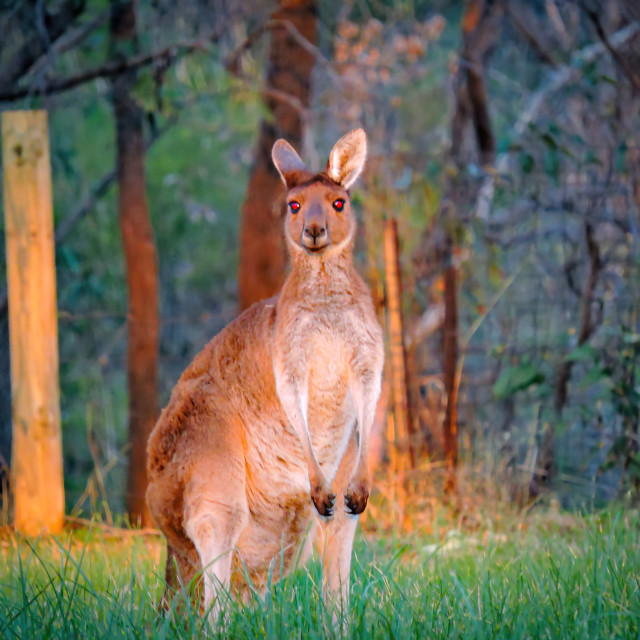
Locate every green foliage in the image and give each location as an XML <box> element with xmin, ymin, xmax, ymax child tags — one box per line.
<box><xmin>493</xmin><ymin>363</ymin><xmax>545</xmax><ymax>400</ymax></box>
<box><xmin>1</xmin><ymin>510</ymin><xmax>639</xmax><ymax>638</ymax></box>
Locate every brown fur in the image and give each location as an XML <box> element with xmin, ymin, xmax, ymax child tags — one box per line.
<box><xmin>146</xmin><ymin>129</ymin><xmax>383</xmax><ymax>623</ymax></box>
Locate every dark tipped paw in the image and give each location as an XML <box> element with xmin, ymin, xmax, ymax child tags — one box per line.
<box><xmin>311</xmin><ymin>485</ymin><xmax>336</xmax><ymax>518</ymax></box>
<box><xmin>344</xmin><ymin>484</ymin><xmax>369</xmax><ymax>515</ymax></box>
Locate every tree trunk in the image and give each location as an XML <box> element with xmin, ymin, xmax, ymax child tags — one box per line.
<box><xmin>110</xmin><ymin>0</ymin><xmax>159</xmax><ymax>526</ymax></box>
<box><xmin>237</xmin><ymin>0</ymin><xmax>317</xmax><ymax>311</ymax></box>
<box><xmin>534</xmin><ymin>221</ymin><xmax>603</xmax><ymax>494</ymax></box>
<box><xmin>441</xmin><ymin>0</ymin><xmax>501</xmax><ymax>498</ymax></box>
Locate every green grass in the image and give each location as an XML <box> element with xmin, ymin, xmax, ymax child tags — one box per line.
<box><xmin>0</xmin><ymin>509</ymin><xmax>639</xmax><ymax>639</ymax></box>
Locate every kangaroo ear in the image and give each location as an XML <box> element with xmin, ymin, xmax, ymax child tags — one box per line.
<box><xmin>272</xmin><ymin>139</ymin><xmax>307</xmax><ymax>189</ymax></box>
<box><xmin>326</xmin><ymin>128</ymin><xmax>367</xmax><ymax>189</ymax></box>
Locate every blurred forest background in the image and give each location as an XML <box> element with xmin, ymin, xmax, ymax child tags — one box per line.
<box><xmin>1</xmin><ymin>0</ymin><xmax>639</xmax><ymax>528</ymax></box>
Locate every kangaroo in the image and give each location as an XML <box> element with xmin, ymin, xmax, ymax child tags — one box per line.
<box><xmin>146</xmin><ymin>129</ymin><xmax>384</xmax><ymax>623</ymax></box>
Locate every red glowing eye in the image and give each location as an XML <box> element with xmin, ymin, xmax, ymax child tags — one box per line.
<box><xmin>333</xmin><ymin>199</ymin><xmax>345</xmax><ymax>211</ymax></box>
<box><xmin>289</xmin><ymin>201</ymin><xmax>300</xmax><ymax>213</ymax></box>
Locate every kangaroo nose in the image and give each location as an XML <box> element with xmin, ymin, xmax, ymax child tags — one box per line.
<box><xmin>304</xmin><ymin>224</ymin><xmax>326</xmax><ymax>241</ymax></box>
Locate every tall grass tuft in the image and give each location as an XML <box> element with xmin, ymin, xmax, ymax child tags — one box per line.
<box><xmin>0</xmin><ymin>509</ymin><xmax>639</xmax><ymax>638</ymax></box>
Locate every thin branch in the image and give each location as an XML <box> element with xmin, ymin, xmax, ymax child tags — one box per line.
<box><xmin>53</xmin><ymin>171</ymin><xmax>117</xmax><ymax>245</ymax></box>
<box><xmin>260</xmin><ymin>87</ymin><xmax>309</xmax><ymax>117</ymax></box>
<box><xmin>271</xmin><ymin>18</ymin><xmax>329</xmax><ymax>65</ymax></box>
<box><xmin>453</xmin><ymin>262</ymin><xmax>523</xmax><ymax>415</ymax></box>
<box><xmin>545</xmin><ymin>0</ymin><xmax>572</xmax><ymax>49</ymax></box>
<box><xmin>0</xmin><ymin>115</ymin><xmax>177</xmax><ymax>318</ymax></box>
<box><xmin>225</xmin><ymin>17</ymin><xmax>342</xmax><ymax>96</ymax></box>
<box><xmin>224</xmin><ymin>17</ymin><xmax>329</xmax><ymax>129</ymax></box>
<box><xmin>0</xmin><ymin>0</ymin><xmax>87</xmax><ymax>91</ymax></box>
<box><xmin>507</xmin><ymin>2</ymin><xmax>558</xmax><ymax>67</ymax></box>
<box><xmin>475</xmin><ymin>21</ymin><xmax>640</xmax><ymax>220</ymax></box>
<box><xmin>582</xmin><ymin>5</ymin><xmax>640</xmax><ymax>93</ymax></box>
<box><xmin>54</xmin><ymin>114</ymin><xmax>174</xmax><ymax>245</ymax></box>
<box><xmin>226</xmin><ymin>18</ymin><xmax>331</xmax><ymax>75</ymax></box>
<box><xmin>26</xmin><ymin>8</ymin><xmax>111</xmax><ymax>80</ymax></box>
<box><xmin>406</xmin><ymin>303</ymin><xmax>445</xmax><ymax>348</ymax></box>
<box><xmin>0</xmin><ymin>39</ymin><xmax>208</xmax><ymax>102</ymax></box>
<box><xmin>0</xmin><ymin>169</ymin><xmax>111</xmax><ymax>317</ymax></box>
<box><xmin>0</xmin><ymin>6</ymin><xmax>257</xmax><ymax>104</ymax></box>
<box><xmin>35</xmin><ymin>0</ymin><xmax>52</xmax><ymax>53</ymax></box>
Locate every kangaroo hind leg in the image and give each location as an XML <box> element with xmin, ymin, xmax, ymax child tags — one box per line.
<box><xmin>317</xmin><ymin>434</ymin><xmax>360</xmax><ymax>614</ymax></box>
<box><xmin>184</xmin><ymin>453</ymin><xmax>248</xmax><ymax>625</ymax></box>
<box><xmin>161</xmin><ymin>543</ymin><xmax>201</xmax><ymax>613</ymax></box>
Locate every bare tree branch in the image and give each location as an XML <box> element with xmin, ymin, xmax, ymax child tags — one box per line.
<box><xmin>53</xmin><ymin>171</ymin><xmax>117</xmax><ymax>247</ymax></box>
<box><xmin>545</xmin><ymin>0</ymin><xmax>572</xmax><ymax>49</ymax></box>
<box><xmin>406</xmin><ymin>303</ymin><xmax>445</xmax><ymax>348</ymax></box>
<box><xmin>475</xmin><ymin>21</ymin><xmax>640</xmax><ymax>220</ymax></box>
<box><xmin>0</xmin><ymin>6</ymin><xmax>254</xmax><ymax>104</ymax></box>
<box><xmin>260</xmin><ymin>88</ymin><xmax>309</xmax><ymax>117</ymax></box>
<box><xmin>25</xmin><ymin>8</ymin><xmax>111</xmax><ymax>80</ymax></box>
<box><xmin>507</xmin><ymin>2</ymin><xmax>558</xmax><ymax>67</ymax></box>
<box><xmin>554</xmin><ymin>221</ymin><xmax>604</xmax><ymax>412</ymax></box>
<box><xmin>582</xmin><ymin>4</ymin><xmax>640</xmax><ymax>93</ymax></box>
<box><xmin>226</xmin><ymin>18</ymin><xmax>331</xmax><ymax>76</ymax></box>
<box><xmin>0</xmin><ymin>37</ymin><xmax>210</xmax><ymax>102</ymax></box>
<box><xmin>0</xmin><ymin>0</ymin><xmax>87</xmax><ymax>92</ymax></box>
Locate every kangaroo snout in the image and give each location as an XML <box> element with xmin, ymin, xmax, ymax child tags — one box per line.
<box><xmin>302</xmin><ymin>205</ymin><xmax>329</xmax><ymax>250</ymax></box>
<box><xmin>303</xmin><ymin>222</ymin><xmax>328</xmax><ymax>248</ymax></box>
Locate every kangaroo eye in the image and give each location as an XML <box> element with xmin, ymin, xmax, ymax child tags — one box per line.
<box><xmin>289</xmin><ymin>201</ymin><xmax>300</xmax><ymax>213</ymax></box>
<box><xmin>332</xmin><ymin>199</ymin><xmax>345</xmax><ymax>212</ymax></box>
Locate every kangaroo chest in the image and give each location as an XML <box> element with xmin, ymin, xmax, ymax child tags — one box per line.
<box><xmin>282</xmin><ymin>304</ymin><xmax>365</xmax><ymax>445</ymax></box>
<box><xmin>288</xmin><ymin>304</ymin><xmax>365</xmax><ymax>384</ymax></box>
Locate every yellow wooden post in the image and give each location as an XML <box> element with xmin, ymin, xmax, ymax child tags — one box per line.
<box><xmin>1</xmin><ymin>110</ymin><xmax>64</xmax><ymax>535</ymax></box>
<box><xmin>383</xmin><ymin>217</ymin><xmax>413</xmax><ymax>473</ymax></box>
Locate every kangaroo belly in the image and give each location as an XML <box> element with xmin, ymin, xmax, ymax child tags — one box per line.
<box><xmin>307</xmin><ymin>346</ymin><xmax>355</xmax><ymax>476</ymax></box>
<box><xmin>233</xmin><ymin>490</ymin><xmax>316</xmax><ymax>594</ymax></box>
<box><xmin>308</xmin><ymin>394</ymin><xmax>354</xmax><ymax>480</ymax></box>
<box><xmin>236</xmin><ymin>416</ymin><xmax>315</xmax><ymax>590</ymax></box>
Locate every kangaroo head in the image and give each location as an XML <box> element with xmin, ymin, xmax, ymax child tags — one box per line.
<box><xmin>272</xmin><ymin>129</ymin><xmax>367</xmax><ymax>256</ymax></box>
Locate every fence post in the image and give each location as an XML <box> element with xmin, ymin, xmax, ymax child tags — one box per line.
<box><xmin>383</xmin><ymin>217</ymin><xmax>414</xmax><ymax>472</ymax></box>
<box><xmin>442</xmin><ymin>231</ymin><xmax>459</xmax><ymax>497</ymax></box>
<box><xmin>2</xmin><ymin>110</ymin><xmax>64</xmax><ymax>535</ymax></box>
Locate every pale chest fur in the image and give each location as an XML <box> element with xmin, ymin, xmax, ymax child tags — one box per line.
<box><xmin>290</xmin><ymin>303</ymin><xmax>360</xmax><ymax>425</ymax></box>
<box><xmin>272</xmin><ymin>267</ymin><xmax>381</xmax><ymax>474</ymax></box>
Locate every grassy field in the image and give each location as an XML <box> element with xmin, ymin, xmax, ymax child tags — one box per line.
<box><xmin>0</xmin><ymin>507</ymin><xmax>638</xmax><ymax>639</ymax></box>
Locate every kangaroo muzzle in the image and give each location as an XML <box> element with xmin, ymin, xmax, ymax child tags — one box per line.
<box><xmin>301</xmin><ymin>205</ymin><xmax>330</xmax><ymax>251</ymax></box>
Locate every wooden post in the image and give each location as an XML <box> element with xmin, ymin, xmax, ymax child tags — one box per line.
<box><xmin>442</xmin><ymin>232</ymin><xmax>459</xmax><ymax>497</ymax></box>
<box><xmin>383</xmin><ymin>217</ymin><xmax>415</xmax><ymax>471</ymax></box>
<box><xmin>2</xmin><ymin>110</ymin><xmax>64</xmax><ymax>535</ymax></box>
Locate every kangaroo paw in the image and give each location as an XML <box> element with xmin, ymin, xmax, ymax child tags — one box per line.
<box><xmin>311</xmin><ymin>485</ymin><xmax>336</xmax><ymax>517</ymax></box>
<box><xmin>344</xmin><ymin>482</ymin><xmax>369</xmax><ymax>515</ymax></box>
